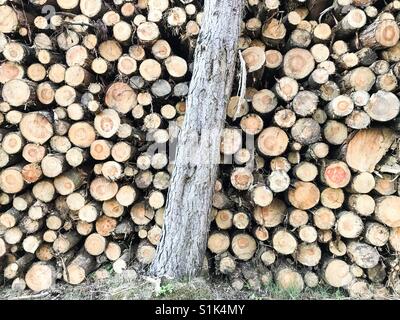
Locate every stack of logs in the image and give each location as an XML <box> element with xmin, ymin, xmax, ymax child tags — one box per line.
<box><xmin>1</xmin><ymin>0</ymin><xmax>400</xmax><ymax>298</ymax></box>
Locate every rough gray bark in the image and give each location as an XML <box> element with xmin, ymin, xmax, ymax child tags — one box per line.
<box><xmin>149</xmin><ymin>0</ymin><xmax>244</xmax><ymax>278</ymax></box>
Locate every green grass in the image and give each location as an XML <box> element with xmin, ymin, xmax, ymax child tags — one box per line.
<box><xmin>243</xmin><ymin>280</ymin><xmax>347</xmax><ymax>300</ymax></box>
<box><xmin>155</xmin><ymin>283</ymin><xmax>175</xmax><ymax>297</ymax></box>
<box><xmin>263</xmin><ymin>282</ymin><xmax>303</xmax><ymax>300</ymax></box>
<box><xmin>0</xmin><ymin>270</ymin><xmax>354</xmax><ymax>301</ymax></box>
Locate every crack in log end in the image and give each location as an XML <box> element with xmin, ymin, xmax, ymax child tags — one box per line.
<box><xmin>8</xmin><ymin>0</ymin><xmax>400</xmax><ymax>296</ymax></box>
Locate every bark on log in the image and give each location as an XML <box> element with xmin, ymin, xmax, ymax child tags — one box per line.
<box><xmin>150</xmin><ymin>0</ymin><xmax>244</xmax><ymax>278</ymax></box>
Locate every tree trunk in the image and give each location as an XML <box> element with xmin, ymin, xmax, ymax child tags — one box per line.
<box><xmin>149</xmin><ymin>0</ymin><xmax>243</xmax><ymax>278</ymax></box>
